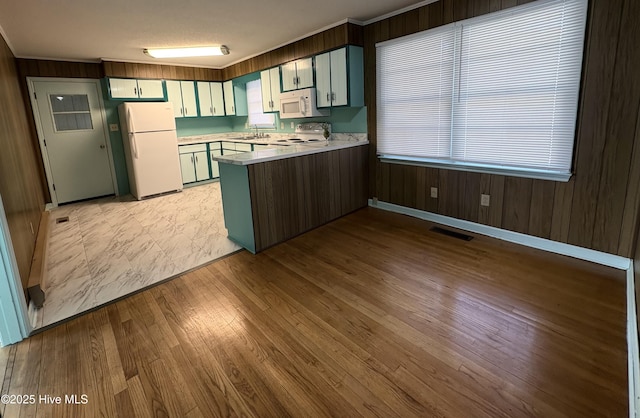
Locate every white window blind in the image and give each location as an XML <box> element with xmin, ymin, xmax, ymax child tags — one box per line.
<box><xmin>376</xmin><ymin>0</ymin><xmax>588</xmax><ymax>181</ymax></box>
<box><xmin>246</xmin><ymin>80</ymin><xmax>275</xmax><ymax>128</ymax></box>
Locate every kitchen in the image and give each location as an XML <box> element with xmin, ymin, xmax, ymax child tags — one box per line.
<box><xmin>0</xmin><ymin>0</ymin><xmax>639</xmax><ymax>416</ymax></box>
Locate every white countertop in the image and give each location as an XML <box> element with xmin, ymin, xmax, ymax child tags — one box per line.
<box><xmin>210</xmin><ymin>139</ymin><xmax>368</xmax><ymax>165</ymax></box>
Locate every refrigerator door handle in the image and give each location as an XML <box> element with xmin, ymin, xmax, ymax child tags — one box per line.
<box><xmin>131</xmin><ymin>133</ymin><xmax>139</xmax><ymax>159</ymax></box>
<box><xmin>127</xmin><ymin>108</ymin><xmax>136</xmax><ymax>135</ymax></box>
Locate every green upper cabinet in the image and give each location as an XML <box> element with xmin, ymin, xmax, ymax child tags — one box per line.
<box><xmin>260</xmin><ymin>67</ymin><xmax>281</xmax><ymax>113</ymax></box>
<box><xmin>315</xmin><ymin>46</ymin><xmax>364</xmax><ymax>108</ymax></box>
<box><xmin>281</xmin><ymin>57</ymin><xmax>314</xmax><ymax>92</ymax></box>
<box><xmin>108</xmin><ymin>78</ymin><xmax>164</xmax><ymax>100</ymax></box>
<box><xmin>197</xmin><ymin>81</ymin><xmax>225</xmax><ymax>117</ymax></box>
<box><xmin>166</xmin><ymin>80</ymin><xmax>198</xmax><ymax>118</ymax></box>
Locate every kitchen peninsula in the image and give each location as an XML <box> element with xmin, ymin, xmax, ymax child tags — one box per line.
<box><xmin>213</xmin><ymin>139</ymin><xmax>368</xmax><ymax>253</ymax></box>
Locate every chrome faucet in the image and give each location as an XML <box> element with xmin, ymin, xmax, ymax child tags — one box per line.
<box><xmin>254</xmin><ymin>125</ymin><xmax>259</xmax><ymax>138</ymax></box>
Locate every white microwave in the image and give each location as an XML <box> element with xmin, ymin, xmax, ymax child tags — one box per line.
<box><xmin>279</xmin><ymin>88</ymin><xmax>329</xmax><ymax>119</ymax></box>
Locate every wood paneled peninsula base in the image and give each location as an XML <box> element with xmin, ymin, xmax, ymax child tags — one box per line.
<box><xmin>214</xmin><ymin>141</ymin><xmax>369</xmax><ymax>253</ymax></box>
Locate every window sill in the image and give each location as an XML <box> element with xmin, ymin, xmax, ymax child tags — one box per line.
<box><xmin>378</xmin><ymin>155</ymin><xmax>572</xmax><ymax>182</ymax></box>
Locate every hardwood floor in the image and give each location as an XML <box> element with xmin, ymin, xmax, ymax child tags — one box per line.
<box><xmin>0</xmin><ymin>208</ymin><xmax>627</xmax><ymax>417</ymax></box>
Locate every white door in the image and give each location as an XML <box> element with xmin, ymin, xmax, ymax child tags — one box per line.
<box><xmin>210</xmin><ymin>83</ymin><xmax>225</xmax><ymax>116</ymax></box>
<box><xmin>330</xmin><ymin>48</ymin><xmax>348</xmax><ymax>106</ymax></box>
<box><xmin>32</xmin><ymin>80</ymin><xmax>115</xmax><ymax>204</ymax></box>
<box><xmin>296</xmin><ymin>58</ymin><xmax>314</xmax><ymax>89</ymax></box>
<box><xmin>223</xmin><ymin>80</ymin><xmax>235</xmax><ymax>115</ymax></box>
<box><xmin>166</xmin><ymin>80</ymin><xmax>183</xmax><ymax>117</ymax></box>
<box><xmin>129</xmin><ymin>131</ymin><xmax>182</xmax><ymax>197</ymax></box>
<box><xmin>180</xmin><ymin>81</ymin><xmax>198</xmax><ymax>117</ymax></box>
<box><xmin>197</xmin><ymin>82</ymin><xmax>213</xmax><ymax>117</ymax></box>
<box><xmin>136</xmin><ymin>79</ymin><xmax>164</xmax><ymax>99</ymax></box>
<box><xmin>109</xmin><ymin>78</ymin><xmax>138</xmax><ymax>99</ymax></box>
<box><xmin>315</xmin><ymin>52</ymin><xmax>332</xmax><ymax>108</ymax></box>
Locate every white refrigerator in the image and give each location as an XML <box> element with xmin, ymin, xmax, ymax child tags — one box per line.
<box><xmin>118</xmin><ymin>102</ymin><xmax>183</xmax><ymax>200</ymax></box>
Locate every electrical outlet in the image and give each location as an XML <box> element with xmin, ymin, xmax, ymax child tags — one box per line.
<box><xmin>481</xmin><ymin>194</ymin><xmax>490</xmax><ymax>207</ymax></box>
<box><xmin>430</xmin><ymin>187</ymin><xmax>438</xmax><ymax>198</ymax></box>
<box><xmin>29</xmin><ymin>222</ymin><xmax>34</xmax><ymax>235</ymax></box>
<box><xmin>280</xmin><ymin>122</ymin><xmax>284</xmax><ymax>129</ymax></box>
<box><xmin>290</xmin><ymin>122</ymin><xmax>294</xmax><ymax>129</ymax></box>
<box><xmin>109</xmin><ymin>124</ymin><xmax>119</xmax><ymax>132</ymax></box>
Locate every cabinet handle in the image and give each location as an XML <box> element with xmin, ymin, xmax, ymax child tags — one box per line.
<box><xmin>232</xmin><ymin>106</ymin><xmax>234</xmax><ymax>113</ymax></box>
<box><xmin>332</xmin><ymin>92</ymin><xmax>336</xmax><ymax>101</ymax></box>
<box><xmin>134</xmin><ymin>87</ymin><xmax>138</xmax><ymax>96</ymax></box>
<box><xmin>293</xmin><ymin>77</ymin><xmax>296</xmax><ymax>86</ymax></box>
<box><xmin>327</xmin><ymin>93</ymin><xmax>330</xmax><ymax>101</ymax></box>
<box><xmin>139</xmin><ymin>87</ymin><xmax>143</xmax><ymax>96</ymax></box>
<box><xmin>185</xmin><ymin>107</ymin><xmax>188</xmax><ymax>114</ymax></box>
<box><xmin>195</xmin><ymin>155</ymin><xmax>198</xmax><ymax>163</ymax></box>
<box><xmin>191</xmin><ymin>155</ymin><xmax>194</xmax><ymax>163</ymax></box>
<box><xmin>180</xmin><ymin>108</ymin><xmax>184</xmax><ymax>115</ymax></box>
<box><xmin>210</xmin><ymin>106</ymin><xmax>213</xmax><ymax>114</ymax></box>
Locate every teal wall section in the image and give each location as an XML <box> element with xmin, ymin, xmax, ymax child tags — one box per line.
<box><xmin>176</xmin><ymin>117</ymin><xmax>232</xmax><ymax>137</ymax></box>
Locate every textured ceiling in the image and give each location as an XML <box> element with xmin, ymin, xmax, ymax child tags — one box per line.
<box><xmin>0</xmin><ymin>0</ymin><xmax>431</xmax><ymax>68</ymax></box>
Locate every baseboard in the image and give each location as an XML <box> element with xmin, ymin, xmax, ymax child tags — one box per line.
<box><xmin>369</xmin><ymin>199</ymin><xmax>631</xmax><ymax>271</ymax></box>
<box><xmin>628</xmin><ymin>263</ymin><xmax>640</xmax><ymax>418</ymax></box>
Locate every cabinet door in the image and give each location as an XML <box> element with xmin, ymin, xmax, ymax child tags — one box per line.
<box><xmin>269</xmin><ymin>67</ymin><xmax>281</xmax><ymax>112</ymax></box>
<box><xmin>235</xmin><ymin>143</ymin><xmax>252</xmax><ymax>152</ymax></box>
<box><xmin>330</xmin><ymin>48</ymin><xmax>348</xmax><ymax>106</ymax></box>
<box><xmin>296</xmin><ymin>57</ymin><xmax>314</xmax><ymax>89</ymax></box>
<box><xmin>196</xmin><ymin>81</ymin><xmax>213</xmax><ymax>117</ymax></box>
<box><xmin>180</xmin><ymin>81</ymin><xmax>198</xmax><ymax>117</ymax></box>
<box><xmin>210</xmin><ymin>149</ymin><xmax>222</xmax><ymax>178</ymax></box>
<box><xmin>281</xmin><ymin>62</ymin><xmax>298</xmax><ymax>92</ymax></box>
<box><xmin>194</xmin><ymin>151</ymin><xmax>210</xmax><ymax>181</ymax></box>
<box><xmin>179</xmin><ymin>153</ymin><xmax>196</xmax><ymax>183</ymax></box>
<box><xmin>109</xmin><ymin>78</ymin><xmax>138</xmax><ymax>99</ymax></box>
<box><xmin>166</xmin><ymin>80</ymin><xmax>184</xmax><ymax>118</ymax></box>
<box><xmin>210</xmin><ymin>83</ymin><xmax>225</xmax><ymax>116</ymax></box>
<box><xmin>137</xmin><ymin>79</ymin><xmax>164</xmax><ymax>99</ymax></box>
<box><xmin>314</xmin><ymin>52</ymin><xmax>332</xmax><ymax>108</ymax></box>
<box><xmin>260</xmin><ymin>70</ymin><xmax>272</xmax><ymax>112</ymax></box>
<box><xmin>223</xmin><ymin>80</ymin><xmax>235</xmax><ymax>115</ymax></box>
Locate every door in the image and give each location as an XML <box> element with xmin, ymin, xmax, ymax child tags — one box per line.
<box><xmin>129</xmin><ymin>131</ymin><xmax>182</xmax><ymax>197</ymax></box>
<box><xmin>194</xmin><ymin>151</ymin><xmax>210</xmax><ymax>181</ymax></box>
<box><xmin>32</xmin><ymin>80</ymin><xmax>115</xmax><ymax>204</ymax></box>
<box><xmin>166</xmin><ymin>80</ymin><xmax>183</xmax><ymax>117</ymax></box>
<box><xmin>330</xmin><ymin>48</ymin><xmax>348</xmax><ymax>106</ymax></box>
<box><xmin>180</xmin><ymin>153</ymin><xmax>196</xmax><ymax>183</ymax></box>
<box><xmin>296</xmin><ymin>58</ymin><xmax>314</xmax><ymax>89</ymax></box>
<box><xmin>223</xmin><ymin>80</ymin><xmax>235</xmax><ymax>115</ymax></box>
<box><xmin>315</xmin><ymin>52</ymin><xmax>332</xmax><ymax>108</ymax></box>
<box><xmin>180</xmin><ymin>81</ymin><xmax>198</xmax><ymax>117</ymax></box>
<box><xmin>136</xmin><ymin>79</ymin><xmax>164</xmax><ymax>99</ymax></box>
<box><xmin>109</xmin><ymin>78</ymin><xmax>138</xmax><ymax>99</ymax></box>
<box><xmin>210</xmin><ymin>83</ymin><xmax>225</xmax><ymax>116</ymax></box>
<box><xmin>122</xmin><ymin>102</ymin><xmax>176</xmax><ymax>133</ymax></box>
<box><xmin>281</xmin><ymin>62</ymin><xmax>297</xmax><ymax>91</ymax></box>
<box><xmin>197</xmin><ymin>82</ymin><xmax>213</xmax><ymax>117</ymax></box>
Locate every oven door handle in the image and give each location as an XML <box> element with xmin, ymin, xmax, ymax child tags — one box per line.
<box><xmin>299</xmin><ymin>96</ymin><xmax>306</xmax><ymax>116</ymax></box>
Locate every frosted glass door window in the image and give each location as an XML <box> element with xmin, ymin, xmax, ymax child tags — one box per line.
<box><xmin>50</xmin><ymin>94</ymin><xmax>93</xmax><ymax>131</ymax></box>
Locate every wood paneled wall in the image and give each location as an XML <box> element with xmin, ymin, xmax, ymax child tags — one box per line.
<box><xmin>223</xmin><ymin>22</ymin><xmax>363</xmax><ymax>80</ymax></box>
<box><xmin>0</xmin><ymin>36</ymin><xmax>46</xmax><ymax>293</ymax></box>
<box><xmin>364</xmin><ymin>0</ymin><xmax>640</xmax><ymax>257</ymax></box>
<box><xmin>103</xmin><ymin>61</ymin><xmax>222</xmax><ymax>81</ymax></box>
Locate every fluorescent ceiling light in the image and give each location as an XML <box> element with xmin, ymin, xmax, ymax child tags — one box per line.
<box><xmin>143</xmin><ymin>45</ymin><xmax>229</xmax><ymax>58</ymax></box>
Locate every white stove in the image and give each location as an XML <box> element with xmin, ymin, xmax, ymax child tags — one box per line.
<box><xmin>274</xmin><ymin>122</ymin><xmax>330</xmax><ymax>144</ymax></box>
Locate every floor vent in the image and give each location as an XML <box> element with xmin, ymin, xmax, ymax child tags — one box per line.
<box><xmin>430</xmin><ymin>226</ymin><xmax>473</xmax><ymax>241</ymax></box>
<box><xmin>55</xmin><ymin>216</ymin><xmax>69</xmax><ymax>224</ymax></box>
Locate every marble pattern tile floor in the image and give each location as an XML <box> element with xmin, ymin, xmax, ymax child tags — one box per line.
<box><xmin>30</xmin><ymin>182</ymin><xmax>241</xmax><ymax>330</ymax></box>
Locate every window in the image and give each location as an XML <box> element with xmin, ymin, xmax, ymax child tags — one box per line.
<box><xmin>49</xmin><ymin>94</ymin><xmax>93</xmax><ymax>131</ymax></box>
<box><xmin>246</xmin><ymin>80</ymin><xmax>275</xmax><ymax>128</ymax></box>
<box><xmin>376</xmin><ymin>0</ymin><xmax>588</xmax><ymax>181</ymax></box>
